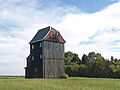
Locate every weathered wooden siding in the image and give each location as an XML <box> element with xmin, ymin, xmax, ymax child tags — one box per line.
<box><xmin>26</xmin><ymin>41</ymin><xmax>43</xmax><ymax>78</ymax></box>
<box><xmin>43</xmin><ymin>41</ymin><xmax>65</xmax><ymax>78</ymax></box>
<box><xmin>26</xmin><ymin>26</ymin><xmax>65</xmax><ymax>78</ymax></box>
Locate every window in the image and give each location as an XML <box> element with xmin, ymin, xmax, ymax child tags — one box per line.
<box><xmin>32</xmin><ymin>56</ymin><xmax>34</xmax><ymax>61</ymax></box>
<box><xmin>35</xmin><ymin>67</ymin><xmax>37</xmax><ymax>72</ymax></box>
<box><xmin>40</xmin><ymin>43</ymin><xmax>42</xmax><ymax>47</ymax></box>
<box><xmin>40</xmin><ymin>55</ymin><xmax>42</xmax><ymax>59</ymax></box>
<box><xmin>32</xmin><ymin>45</ymin><xmax>34</xmax><ymax>49</ymax></box>
<box><xmin>56</xmin><ymin>32</ymin><xmax>59</xmax><ymax>36</ymax></box>
<box><xmin>56</xmin><ymin>43</ymin><xmax>58</xmax><ymax>48</ymax></box>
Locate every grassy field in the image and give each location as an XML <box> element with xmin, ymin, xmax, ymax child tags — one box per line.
<box><xmin>0</xmin><ymin>76</ymin><xmax>120</xmax><ymax>90</ymax></box>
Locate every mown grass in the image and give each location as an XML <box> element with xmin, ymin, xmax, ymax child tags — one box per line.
<box><xmin>0</xmin><ymin>76</ymin><xmax>120</xmax><ymax>90</ymax></box>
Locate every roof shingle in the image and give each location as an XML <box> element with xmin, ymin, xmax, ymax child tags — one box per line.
<box><xmin>29</xmin><ymin>26</ymin><xmax>65</xmax><ymax>44</ymax></box>
<box><xmin>29</xmin><ymin>26</ymin><xmax>50</xmax><ymax>43</ymax></box>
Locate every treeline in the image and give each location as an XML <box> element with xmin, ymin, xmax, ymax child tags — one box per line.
<box><xmin>65</xmin><ymin>51</ymin><xmax>120</xmax><ymax>78</ymax></box>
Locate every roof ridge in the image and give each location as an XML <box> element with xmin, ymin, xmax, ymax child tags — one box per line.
<box><xmin>38</xmin><ymin>26</ymin><xmax>50</xmax><ymax>31</ymax></box>
<box><xmin>29</xmin><ymin>26</ymin><xmax>63</xmax><ymax>44</ymax></box>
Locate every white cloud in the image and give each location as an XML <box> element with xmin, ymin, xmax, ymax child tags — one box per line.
<box><xmin>54</xmin><ymin>2</ymin><xmax>120</xmax><ymax>59</ymax></box>
<box><xmin>0</xmin><ymin>0</ymin><xmax>120</xmax><ymax>75</ymax></box>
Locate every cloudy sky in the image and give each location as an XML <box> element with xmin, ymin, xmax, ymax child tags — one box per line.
<box><xmin>0</xmin><ymin>0</ymin><xmax>120</xmax><ymax>75</ymax></box>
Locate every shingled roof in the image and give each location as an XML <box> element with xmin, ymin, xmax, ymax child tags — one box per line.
<box><xmin>29</xmin><ymin>26</ymin><xmax>50</xmax><ymax>44</ymax></box>
<box><xmin>29</xmin><ymin>26</ymin><xmax>65</xmax><ymax>44</ymax></box>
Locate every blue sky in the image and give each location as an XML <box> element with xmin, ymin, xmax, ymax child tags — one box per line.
<box><xmin>0</xmin><ymin>0</ymin><xmax>120</xmax><ymax>75</ymax></box>
<box><xmin>35</xmin><ymin>0</ymin><xmax>119</xmax><ymax>13</ymax></box>
<box><xmin>42</xmin><ymin>0</ymin><xmax>119</xmax><ymax>13</ymax></box>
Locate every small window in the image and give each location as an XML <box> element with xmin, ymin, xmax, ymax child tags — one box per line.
<box><xmin>56</xmin><ymin>32</ymin><xmax>59</xmax><ymax>36</ymax></box>
<box><xmin>40</xmin><ymin>55</ymin><xmax>42</xmax><ymax>59</ymax></box>
<box><xmin>32</xmin><ymin>45</ymin><xmax>34</xmax><ymax>49</ymax></box>
<box><xmin>40</xmin><ymin>43</ymin><xmax>42</xmax><ymax>47</ymax></box>
<box><xmin>32</xmin><ymin>56</ymin><xmax>34</xmax><ymax>61</ymax></box>
<box><xmin>56</xmin><ymin>44</ymin><xmax>58</xmax><ymax>48</ymax></box>
<box><xmin>35</xmin><ymin>67</ymin><xmax>37</xmax><ymax>72</ymax></box>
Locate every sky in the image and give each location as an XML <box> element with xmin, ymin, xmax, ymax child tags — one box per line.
<box><xmin>0</xmin><ymin>0</ymin><xmax>120</xmax><ymax>75</ymax></box>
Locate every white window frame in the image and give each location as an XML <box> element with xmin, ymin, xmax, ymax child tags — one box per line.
<box><xmin>32</xmin><ymin>56</ymin><xmax>34</xmax><ymax>61</ymax></box>
<box><xmin>40</xmin><ymin>55</ymin><xmax>42</xmax><ymax>59</ymax></box>
<box><xmin>35</xmin><ymin>67</ymin><xmax>37</xmax><ymax>72</ymax></box>
<box><xmin>40</xmin><ymin>43</ymin><xmax>42</xmax><ymax>47</ymax></box>
<box><xmin>32</xmin><ymin>45</ymin><xmax>34</xmax><ymax>49</ymax></box>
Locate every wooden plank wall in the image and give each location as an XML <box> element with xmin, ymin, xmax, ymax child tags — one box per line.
<box><xmin>43</xmin><ymin>41</ymin><xmax>65</xmax><ymax>78</ymax></box>
<box><xmin>26</xmin><ymin>41</ymin><xmax>43</xmax><ymax>78</ymax></box>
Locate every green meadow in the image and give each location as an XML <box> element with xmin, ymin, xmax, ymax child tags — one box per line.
<box><xmin>0</xmin><ymin>76</ymin><xmax>120</xmax><ymax>90</ymax></box>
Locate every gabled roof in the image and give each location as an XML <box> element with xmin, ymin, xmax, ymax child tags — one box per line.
<box><xmin>29</xmin><ymin>26</ymin><xmax>50</xmax><ymax>44</ymax></box>
<box><xmin>29</xmin><ymin>26</ymin><xmax>65</xmax><ymax>44</ymax></box>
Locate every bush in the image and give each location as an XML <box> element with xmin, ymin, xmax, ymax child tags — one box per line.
<box><xmin>65</xmin><ymin>64</ymin><xmax>88</xmax><ymax>77</ymax></box>
<box><xmin>79</xmin><ymin>64</ymin><xmax>88</xmax><ymax>77</ymax></box>
<box><xmin>60</xmin><ymin>73</ymin><xmax>68</xmax><ymax>79</ymax></box>
<box><xmin>65</xmin><ymin>65</ymin><xmax>73</xmax><ymax>76</ymax></box>
<box><xmin>48</xmin><ymin>75</ymin><xmax>54</xmax><ymax>78</ymax></box>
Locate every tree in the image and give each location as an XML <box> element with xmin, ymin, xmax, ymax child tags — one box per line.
<box><xmin>93</xmin><ymin>55</ymin><xmax>105</xmax><ymax>77</ymax></box>
<box><xmin>65</xmin><ymin>51</ymin><xmax>74</xmax><ymax>65</ymax></box>
<box><xmin>79</xmin><ymin>64</ymin><xmax>88</xmax><ymax>77</ymax></box>
<box><xmin>65</xmin><ymin>51</ymin><xmax>120</xmax><ymax>78</ymax></box>
<box><xmin>109</xmin><ymin>60</ymin><xmax>120</xmax><ymax>78</ymax></box>
<box><xmin>104</xmin><ymin>60</ymin><xmax>113</xmax><ymax>78</ymax></box>
<box><xmin>71</xmin><ymin>53</ymin><xmax>81</xmax><ymax>65</ymax></box>
<box><xmin>82</xmin><ymin>54</ymin><xmax>89</xmax><ymax>65</ymax></box>
<box><xmin>88</xmin><ymin>53</ymin><xmax>105</xmax><ymax>77</ymax></box>
<box><xmin>111</xmin><ymin>56</ymin><xmax>114</xmax><ymax>61</ymax></box>
<box><xmin>65</xmin><ymin>51</ymin><xmax>81</xmax><ymax>65</ymax></box>
<box><xmin>88</xmin><ymin>52</ymin><xmax>96</xmax><ymax>61</ymax></box>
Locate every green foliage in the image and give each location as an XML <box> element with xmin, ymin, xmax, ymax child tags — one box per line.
<box><xmin>65</xmin><ymin>51</ymin><xmax>73</xmax><ymax>65</ymax></box>
<box><xmin>88</xmin><ymin>52</ymin><xmax>96</xmax><ymax>60</ymax></box>
<box><xmin>60</xmin><ymin>73</ymin><xmax>68</xmax><ymax>78</ymax></box>
<box><xmin>82</xmin><ymin>54</ymin><xmax>89</xmax><ymax>65</ymax></box>
<box><xmin>65</xmin><ymin>65</ymin><xmax>74</xmax><ymax>76</ymax></box>
<box><xmin>109</xmin><ymin>60</ymin><xmax>120</xmax><ymax>78</ymax></box>
<box><xmin>72</xmin><ymin>53</ymin><xmax>81</xmax><ymax>64</ymax></box>
<box><xmin>65</xmin><ymin>64</ymin><xmax>88</xmax><ymax>77</ymax></box>
<box><xmin>48</xmin><ymin>75</ymin><xmax>54</xmax><ymax>78</ymax></box>
<box><xmin>78</xmin><ymin>64</ymin><xmax>88</xmax><ymax>76</ymax></box>
<box><xmin>65</xmin><ymin>51</ymin><xmax>81</xmax><ymax>65</ymax></box>
<box><xmin>65</xmin><ymin>51</ymin><xmax>120</xmax><ymax>78</ymax></box>
<box><xmin>90</xmin><ymin>56</ymin><xmax>105</xmax><ymax>77</ymax></box>
<box><xmin>71</xmin><ymin>65</ymin><xmax>80</xmax><ymax>77</ymax></box>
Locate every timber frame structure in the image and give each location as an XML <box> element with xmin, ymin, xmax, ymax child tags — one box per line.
<box><xmin>25</xmin><ymin>26</ymin><xmax>65</xmax><ymax>78</ymax></box>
